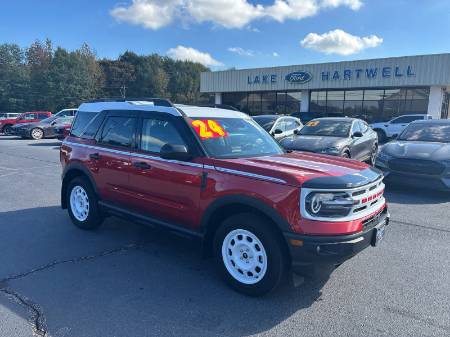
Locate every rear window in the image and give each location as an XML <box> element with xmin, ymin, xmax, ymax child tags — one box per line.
<box><xmin>71</xmin><ymin>110</ymin><xmax>103</xmax><ymax>139</ymax></box>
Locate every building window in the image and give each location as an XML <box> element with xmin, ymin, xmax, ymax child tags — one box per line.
<box><xmin>286</xmin><ymin>92</ymin><xmax>302</xmax><ymax>114</ymax></box>
<box><xmin>275</xmin><ymin>92</ymin><xmax>286</xmax><ymax>114</ymax></box>
<box><xmin>222</xmin><ymin>93</ymin><xmax>248</xmax><ymax>112</ymax></box>
<box><xmin>247</xmin><ymin>93</ymin><xmax>262</xmax><ymax>115</ymax></box>
<box><xmin>309</xmin><ymin>88</ymin><xmax>430</xmax><ymax>123</ymax></box>
<box><xmin>261</xmin><ymin>92</ymin><xmax>277</xmax><ymax>114</ymax></box>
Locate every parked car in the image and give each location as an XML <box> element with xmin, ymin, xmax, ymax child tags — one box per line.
<box><xmin>0</xmin><ymin>112</ymin><xmax>20</xmax><ymax>120</ymax></box>
<box><xmin>55</xmin><ymin>123</ymin><xmax>73</xmax><ymax>140</ymax></box>
<box><xmin>60</xmin><ymin>99</ymin><xmax>389</xmax><ymax>296</ymax></box>
<box><xmin>10</xmin><ymin>109</ymin><xmax>77</xmax><ymax>140</ymax></box>
<box><xmin>375</xmin><ymin>119</ymin><xmax>450</xmax><ymax>191</ymax></box>
<box><xmin>280</xmin><ymin>118</ymin><xmax>379</xmax><ymax>165</ymax></box>
<box><xmin>0</xmin><ymin>111</ymin><xmax>52</xmax><ymax>134</ymax></box>
<box><xmin>13</xmin><ymin>115</ymin><xmax>75</xmax><ymax>140</ymax></box>
<box><xmin>370</xmin><ymin>114</ymin><xmax>431</xmax><ymax>142</ymax></box>
<box><xmin>253</xmin><ymin>115</ymin><xmax>302</xmax><ymax>140</ymax></box>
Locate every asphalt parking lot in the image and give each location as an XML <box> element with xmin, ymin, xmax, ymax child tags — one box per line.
<box><xmin>0</xmin><ymin>136</ymin><xmax>449</xmax><ymax>337</ymax></box>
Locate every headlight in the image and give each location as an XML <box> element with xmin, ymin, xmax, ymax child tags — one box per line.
<box><xmin>305</xmin><ymin>192</ymin><xmax>355</xmax><ymax>218</ymax></box>
<box><xmin>376</xmin><ymin>150</ymin><xmax>393</xmax><ymax>162</ymax></box>
<box><xmin>319</xmin><ymin>147</ymin><xmax>340</xmax><ymax>154</ymax></box>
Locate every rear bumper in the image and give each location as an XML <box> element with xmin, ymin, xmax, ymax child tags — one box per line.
<box><xmin>284</xmin><ymin>208</ymin><xmax>389</xmax><ymax>271</ymax></box>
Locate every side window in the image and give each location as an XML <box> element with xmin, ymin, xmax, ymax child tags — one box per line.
<box><xmin>351</xmin><ymin>122</ymin><xmax>361</xmax><ymax>134</ymax></box>
<box><xmin>392</xmin><ymin>116</ymin><xmax>420</xmax><ymax>124</ymax></box>
<box><xmin>285</xmin><ymin>118</ymin><xmax>300</xmax><ymax>131</ymax></box>
<box><xmin>71</xmin><ymin>111</ymin><xmax>103</xmax><ymax>139</ymax></box>
<box><xmin>38</xmin><ymin>113</ymin><xmax>48</xmax><ymax>120</ymax></box>
<box><xmin>358</xmin><ymin>121</ymin><xmax>369</xmax><ymax>133</ymax></box>
<box><xmin>99</xmin><ymin>116</ymin><xmax>136</xmax><ymax>148</ymax></box>
<box><xmin>274</xmin><ymin>119</ymin><xmax>287</xmax><ymax>132</ymax></box>
<box><xmin>141</xmin><ymin>118</ymin><xmax>186</xmax><ymax>154</ymax></box>
<box><xmin>23</xmin><ymin>113</ymin><xmax>36</xmax><ymax>120</ymax></box>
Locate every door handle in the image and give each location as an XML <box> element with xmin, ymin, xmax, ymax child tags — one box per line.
<box><xmin>89</xmin><ymin>153</ymin><xmax>100</xmax><ymax>160</ymax></box>
<box><xmin>133</xmin><ymin>161</ymin><xmax>152</xmax><ymax>169</ymax></box>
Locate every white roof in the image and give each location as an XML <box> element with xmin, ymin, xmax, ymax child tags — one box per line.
<box><xmin>175</xmin><ymin>104</ymin><xmax>249</xmax><ymax>118</ymax></box>
<box><xmin>77</xmin><ymin>101</ymin><xmax>181</xmax><ymax>116</ymax></box>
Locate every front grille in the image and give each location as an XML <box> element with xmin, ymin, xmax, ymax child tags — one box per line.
<box><xmin>362</xmin><ymin>207</ymin><xmax>387</xmax><ymax>230</ymax></box>
<box><xmin>388</xmin><ymin>158</ymin><xmax>444</xmax><ymax>175</ymax></box>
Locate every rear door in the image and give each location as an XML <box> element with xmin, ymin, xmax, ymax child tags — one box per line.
<box><xmin>128</xmin><ymin>114</ymin><xmax>203</xmax><ymax>229</ymax></box>
<box><xmin>91</xmin><ymin>111</ymin><xmax>138</xmax><ymax>207</ymax></box>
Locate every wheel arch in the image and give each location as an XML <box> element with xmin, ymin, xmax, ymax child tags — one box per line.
<box><xmin>200</xmin><ymin>195</ymin><xmax>291</xmax><ymax>258</ymax></box>
<box><xmin>61</xmin><ymin>163</ymin><xmax>98</xmax><ymax>209</ymax></box>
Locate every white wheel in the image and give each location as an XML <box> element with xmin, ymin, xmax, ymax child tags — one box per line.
<box><xmin>221</xmin><ymin>229</ymin><xmax>268</xmax><ymax>285</ymax></box>
<box><xmin>69</xmin><ymin>185</ymin><xmax>90</xmax><ymax>222</ymax></box>
<box><xmin>31</xmin><ymin>128</ymin><xmax>43</xmax><ymax>140</ymax></box>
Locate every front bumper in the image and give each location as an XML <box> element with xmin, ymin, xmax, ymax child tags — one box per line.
<box><xmin>284</xmin><ymin>208</ymin><xmax>389</xmax><ymax>271</ymax></box>
<box><xmin>376</xmin><ymin>163</ymin><xmax>450</xmax><ymax>191</ymax></box>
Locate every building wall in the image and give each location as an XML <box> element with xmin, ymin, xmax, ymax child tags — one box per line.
<box><xmin>201</xmin><ymin>54</ymin><xmax>450</xmax><ymax>93</ymax></box>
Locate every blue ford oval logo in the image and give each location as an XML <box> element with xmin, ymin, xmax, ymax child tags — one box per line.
<box><xmin>285</xmin><ymin>71</ymin><xmax>312</xmax><ymax>84</ymax></box>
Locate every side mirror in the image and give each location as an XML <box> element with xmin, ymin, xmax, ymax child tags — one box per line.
<box><xmin>273</xmin><ymin>129</ymin><xmax>283</xmax><ymax>135</ymax></box>
<box><xmin>391</xmin><ymin>134</ymin><xmax>398</xmax><ymax>139</ymax></box>
<box><xmin>293</xmin><ymin>129</ymin><xmax>299</xmax><ymax>135</ymax></box>
<box><xmin>160</xmin><ymin>144</ymin><xmax>192</xmax><ymax>161</ymax></box>
<box><xmin>352</xmin><ymin>131</ymin><xmax>363</xmax><ymax>138</ymax></box>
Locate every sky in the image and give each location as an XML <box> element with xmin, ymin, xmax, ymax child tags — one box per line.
<box><xmin>1</xmin><ymin>0</ymin><xmax>450</xmax><ymax>70</ymax></box>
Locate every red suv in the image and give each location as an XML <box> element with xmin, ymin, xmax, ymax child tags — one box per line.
<box><xmin>60</xmin><ymin>99</ymin><xmax>389</xmax><ymax>296</ymax></box>
<box><xmin>0</xmin><ymin>111</ymin><xmax>52</xmax><ymax>134</ymax></box>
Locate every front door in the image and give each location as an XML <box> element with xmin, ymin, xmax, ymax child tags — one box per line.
<box><xmin>128</xmin><ymin>116</ymin><xmax>203</xmax><ymax>229</ymax></box>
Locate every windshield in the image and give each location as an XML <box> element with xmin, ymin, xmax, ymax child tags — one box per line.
<box><xmin>188</xmin><ymin>117</ymin><xmax>284</xmax><ymax>159</ymax></box>
<box><xmin>253</xmin><ymin>116</ymin><xmax>277</xmax><ymax>132</ymax></box>
<box><xmin>398</xmin><ymin>123</ymin><xmax>450</xmax><ymax>143</ymax></box>
<box><xmin>299</xmin><ymin>119</ymin><xmax>351</xmax><ymax>137</ymax></box>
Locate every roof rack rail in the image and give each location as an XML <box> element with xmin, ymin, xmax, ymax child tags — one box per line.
<box><xmin>85</xmin><ymin>97</ymin><xmax>174</xmax><ymax>108</ymax></box>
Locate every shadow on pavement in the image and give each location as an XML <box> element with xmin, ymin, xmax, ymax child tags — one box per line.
<box><xmin>28</xmin><ymin>141</ymin><xmax>62</xmax><ymax>147</ymax></box>
<box><xmin>0</xmin><ymin>206</ymin><xmax>330</xmax><ymax>336</ymax></box>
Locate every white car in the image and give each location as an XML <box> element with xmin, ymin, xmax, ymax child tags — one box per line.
<box><xmin>370</xmin><ymin>114</ymin><xmax>432</xmax><ymax>142</ymax></box>
<box><xmin>0</xmin><ymin>112</ymin><xmax>20</xmax><ymax>120</ymax></box>
<box><xmin>253</xmin><ymin>115</ymin><xmax>303</xmax><ymax>140</ymax></box>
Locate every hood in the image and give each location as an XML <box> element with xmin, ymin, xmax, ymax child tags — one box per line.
<box><xmin>280</xmin><ymin>135</ymin><xmax>349</xmax><ymax>152</ymax></box>
<box><xmin>214</xmin><ymin>151</ymin><xmax>376</xmax><ymax>188</ymax></box>
<box><xmin>370</xmin><ymin>122</ymin><xmax>388</xmax><ymax>128</ymax></box>
<box><xmin>383</xmin><ymin>141</ymin><xmax>450</xmax><ymax>161</ymax></box>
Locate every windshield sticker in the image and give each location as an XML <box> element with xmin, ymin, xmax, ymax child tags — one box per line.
<box><xmin>306</xmin><ymin>121</ymin><xmax>320</xmax><ymax>127</ymax></box>
<box><xmin>191</xmin><ymin>120</ymin><xmax>228</xmax><ymax>139</ymax></box>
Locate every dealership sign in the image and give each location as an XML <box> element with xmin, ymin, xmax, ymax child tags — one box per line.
<box><xmin>247</xmin><ymin>65</ymin><xmax>416</xmax><ymax>85</ymax></box>
<box><xmin>285</xmin><ymin>71</ymin><xmax>312</xmax><ymax>84</ymax></box>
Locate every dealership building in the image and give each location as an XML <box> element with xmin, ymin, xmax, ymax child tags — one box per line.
<box><xmin>200</xmin><ymin>53</ymin><xmax>450</xmax><ymax>122</ymax></box>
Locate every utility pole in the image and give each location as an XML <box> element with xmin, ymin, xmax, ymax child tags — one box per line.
<box><xmin>120</xmin><ymin>85</ymin><xmax>127</xmax><ymax>99</ymax></box>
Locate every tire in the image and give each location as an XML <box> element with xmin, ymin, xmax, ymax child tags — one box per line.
<box><xmin>30</xmin><ymin>128</ymin><xmax>44</xmax><ymax>140</ymax></box>
<box><xmin>67</xmin><ymin>176</ymin><xmax>103</xmax><ymax>230</ymax></box>
<box><xmin>3</xmin><ymin>125</ymin><xmax>12</xmax><ymax>135</ymax></box>
<box><xmin>213</xmin><ymin>213</ymin><xmax>287</xmax><ymax>296</ymax></box>
<box><xmin>375</xmin><ymin>129</ymin><xmax>386</xmax><ymax>143</ymax></box>
<box><xmin>341</xmin><ymin>149</ymin><xmax>350</xmax><ymax>158</ymax></box>
<box><xmin>368</xmin><ymin>144</ymin><xmax>378</xmax><ymax>166</ymax></box>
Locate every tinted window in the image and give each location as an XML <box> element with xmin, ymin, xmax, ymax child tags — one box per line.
<box><xmin>141</xmin><ymin>118</ymin><xmax>186</xmax><ymax>153</ymax></box>
<box><xmin>38</xmin><ymin>113</ymin><xmax>48</xmax><ymax>119</ymax></box>
<box><xmin>253</xmin><ymin>116</ymin><xmax>277</xmax><ymax>132</ymax></box>
<box><xmin>71</xmin><ymin>111</ymin><xmax>103</xmax><ymax>139</ymax></box>
<box><xmin>22</xmin><ymin>114</ymin><xmax>36</xmax><ymax>120</ymax></box>
<box><xmin>99</xmin><ymin>117</ymin><xmax>136</xmax><ymax>148</ymax></box>
<box><xmin>399</xmin><ymin>123</ymin><xmax>450</xmax><ymax>143</ymax></box>
<box><xmin>392</xmin><ymin>115</ymin><xmax>423</xmax><ymax>124</ymax></box>
<box><xmin>299</xmin><ymin>120</ymin><xmax>351</xmax><ymax>137</ymax></box>
<box><xmin>351</xmin><ymin>122</ymin><xmax>361</xmax><ymax>134</ymax></box>
<box><xmin>274</xmin><ymin>119</ymin><xmax>287</xmax><ymax>132</ymax></box>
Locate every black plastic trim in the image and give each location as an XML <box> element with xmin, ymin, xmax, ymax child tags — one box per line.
<box><xmin>302</xmin><ymin>167</ymin><xmax>383</xmax><ymax>189</ymax></box>
<box><xmin>99</xmin><ymin>201</ymin><xmax>203</xmax><ymax>238</ymax></box>
<box><xmin>61</xmin><ymin>162</ymin><xmax>99</xmax><ymax>209</ymax></box>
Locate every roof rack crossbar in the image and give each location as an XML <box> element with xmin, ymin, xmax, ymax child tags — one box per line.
<box><xmin>85</xmin><ymin>97</ymin><xmax>174</xmax><ymax>108</ymax></box>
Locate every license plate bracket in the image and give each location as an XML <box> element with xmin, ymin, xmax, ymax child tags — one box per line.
<box><xmin>371</xmin><ymin>222</ymin><xmax>386</xmax><ymax>247</ymax></box>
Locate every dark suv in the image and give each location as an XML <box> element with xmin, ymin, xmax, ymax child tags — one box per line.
<box><xmin>60</xmin><ymin>99</ymin><xmax>389</xmax><ymax>296</ymax></box>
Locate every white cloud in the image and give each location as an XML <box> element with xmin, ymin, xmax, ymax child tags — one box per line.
<box><xmin>228</xmin><ymin>47</ymin><xmax>255</xmax><ymax>57</ymax></box>
<box><xmin>167</xmin><ymin>45</ymin><xmax>223</xmax><ymax>66</ymax></box>
<box><xmin>272</xmin><ymin>52</ymin><xmax>280</xmax><ymax>57</ymax></box>
<box><xmin>111</xmin><ymin>0</ymin><xmax>364</xmax><ymax>30</ymax></box>
<box><xmin>300</xmin><ymin>29</ymin><xmax>383</xmax><ymax>55</ymax></box>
